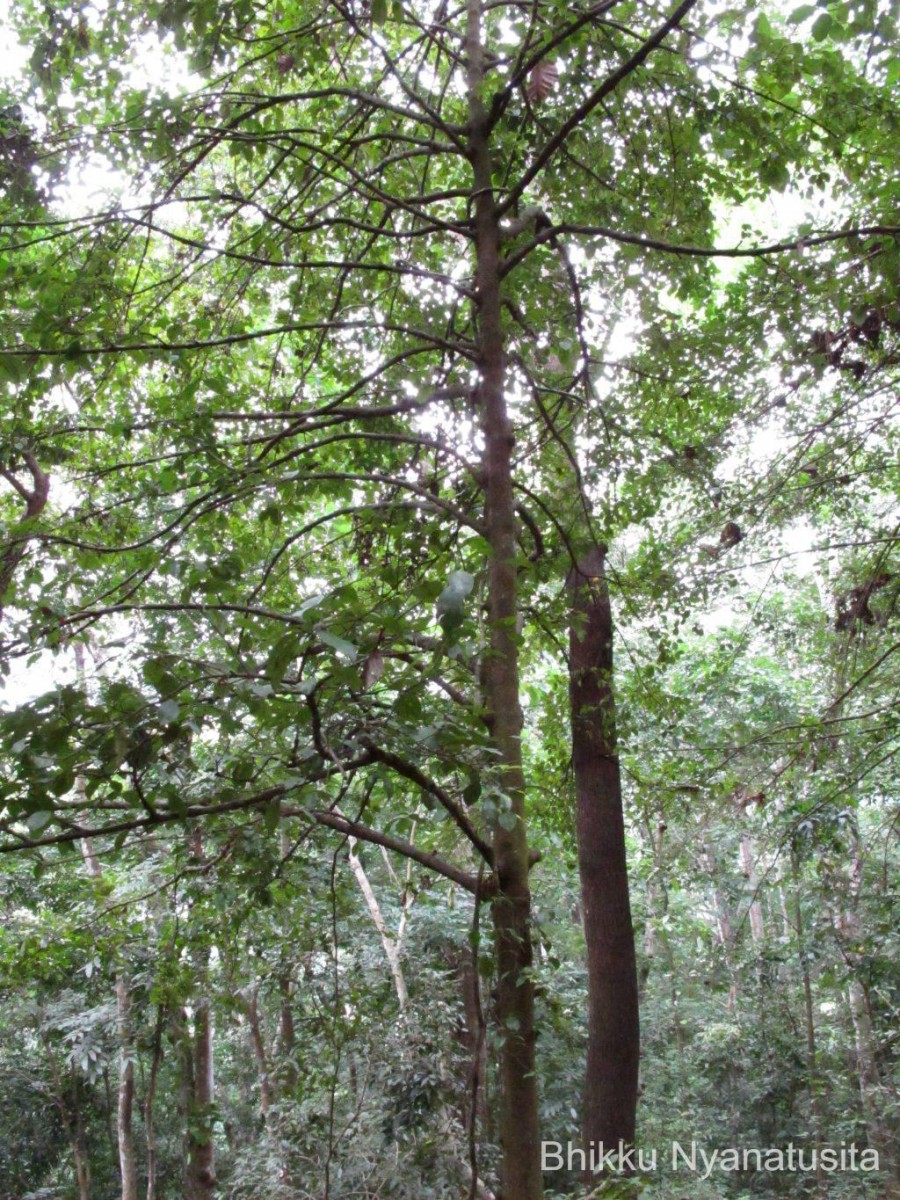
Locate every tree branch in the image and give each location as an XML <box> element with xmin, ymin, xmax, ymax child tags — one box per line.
<box><xmin>302</xmin><ymin>808</ymin><xmax>493</xmax><ymax>896</ymax></box>
<box><xmin>363</xmin><ymin>741</ymin><xmax>494</xmax><ymax>865</ymax></box>
<box><xmin>501</xmin><ymin>221</ymin><xmax>900</xmax><ymax>273</ymax></box>
<box><xmin>499</xmin><ymin>0</ymin><xmax>700</xmax><ymax>215</ymax></box>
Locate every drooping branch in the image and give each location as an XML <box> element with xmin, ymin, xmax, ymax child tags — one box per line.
<box><xmin>0</xmin><ymin>780</ymin><xmax>495</xmax><ymax>895</ymax></box>
<box><xmin>502</xmin><ymin>221</ymin><xmax>900</xmax><ymax>275</ymax></box>
<box><xmin>0</xmin><ymin>318</ymin><xmax>476</xmax><ymax>360</ymax></box>
<box><xmin>0</xmin><ymin>786</ymin><xmax>291</xmax><ymax>853</ymax></box>
<box><xmin>363</xmin><ymin>742</ymin><xmax>494</xmax><ymax>865</ymax></box>
<box><xmin>307</xmin><ymin>807</ymin><xmax>493</xmax><ymax>897</ymax></box>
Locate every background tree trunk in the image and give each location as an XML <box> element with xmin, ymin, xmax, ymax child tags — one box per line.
<box><xmin>183</xmin><ymin>830</ymin><xmax>216</xmax><ymax>1200</ymax></box>
<box><xmin>144</xmin><ymin>1005</ymin><xmax>164</xmax><ymax>1200</ymax></box>
<box><xmin>791</xmin><ymin>853</ymin><xmax>826</xmax><ymax>1198</ymax></box>
<box><xmin>244</xmin><ymin>986</ymin><xmax>275</xmax><ymax>1118</ymax></box>
<box><xmin>115</xmin><ymin>975</ymin><xmax>138</xmax><ymax>1200</ymax></box>
<box><xmin>186</xmin><ymin>995</ymin><xmax>216</xmax><ymax>1200</ymax></box>
<box><xmin>830</xmin><ymin>847</ymin><xmax>900</xmax><ymax>1196</ymax></box>
<box><xmin>41</xmin><ymin>1029</ymin><xmax>92</xmax><ymax>1200</ymax></box>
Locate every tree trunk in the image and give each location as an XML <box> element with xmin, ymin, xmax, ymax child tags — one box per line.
<box><xmin>244</xmin><ymin>987</ymin><xmax>275</xmax><ymax>1117</ymax></box>
<box><xmin>464</xmin><ymin>3</ymin><xmax>542</xmax><ymax>1193</ymax></box>
<box><xmin>739</xmin><ymin>834</ymin><xmax>765</xmax><ymax>944</ymax></box>
<box><xmin>180</xmin><ymin>832</ymin><xmax>216</xmax><ymax>1200</ymax></box>
<box><xmin>831</xmin><ymin>849</ymin><xmax>900</xmax><ymax>1195</ymax></box>
<box><xmin>567</xmin><ymin>545</ymin><xmax>640</xmax><ymax>1160</ymax></box>
<box><xmin>186</xmin><ymin>995</ymin><xmax>216</xmax><ymax>1200</ymax></box>
<box><xmin>145</xmin><ymin>1005</ymin><xmax>164</xmax><ymax>1200</ymax></box>
<box><xmin>72</xmin><ymin>1082</ymin><xmax>92</xmax><ymax>1200</ymax></box>
<box><xmin>347</xmin><ymin>836</ymin><xmax>409</xmax><ymax>1012</ymax></box>
<box><xmin>115</xmin><ymin>976</ymin><xmax>139</xmax><ymax>1200</ymax></box>
<box><xmin>791</xmin><ymin>854</ymin><xmax>826</xmax><ymax>1198</ymax></box>
<box><xmin>277</xmin><ymin>971</ymin><xmax>297</xmax><ymax>1094</ymax></box>
<box><xmin>76</xmin><ymin>713</ymin><xmax>137</xmax><ymax>1200</ymax></box>
<box><xmin>702</xmin><ymin>842</ymin><xmax>738</xmax><ymax>1013</ymax></box>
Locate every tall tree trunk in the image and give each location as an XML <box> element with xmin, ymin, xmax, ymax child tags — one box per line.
<box><xmin>144</xmin><ymin>1005</ymin><xmax>164</xmax><ymax>1200</ymax></box>
<box><xmin>277</xmin><ymin>829</ymin><xmax>298</xmax><ymax>1096</ymax></box>
<box><xmin>277</xmin><ymin>971</ymin><xmax>297</xmax><ymax>1094</ymax></box>
<box><xmin>186</xmin><ymin>995</ymin><xmax>216</xmax><ymax>1200</ymax></box>
<box><xmin>739</xmin><ymin>834</ymin><xmax>765</xmax><ymax>944</ymax></box>
<box><xmin>567</xmin><ymin>545</ymin><xmax>640</xmax><ymax>1159</ymax></box>
<box><xmin>76</xmin><ymin>697</ymin><xmax>138</xmax><ymax>1200</ymax></box>
<box><xmin>831</xmin><ymin>848</ymin><xmax>900</xmax><ymax>1195</ymax></box>
<box><xmin>244</xmin><ymin>986</ymin><xmax>275</xmax><ymax>1117</ymax></box>
<box><xmin>465</xmin><ymin>2</ymin><xmax>542</xmax><ymax>1193</ymax></box>
<box><xmin>184</xmin><ymin>830</ymin><xmax>216</xmax><ymax>1200</ymax></box>
<box><xmin>115</xmin><ymin>976</ymin><xmax>139</xmax><ymax>1200</ymax></box>
<box><xmin>791</xmin><ymin>853</ymin><xmax>826</xmax><ymax>1199</ymax></box>
<box><xmin>468</xmin><ymin>0</ymin><xmax>547</xmax><ymax>1185</ymax></box>
<box><xmin>72</xmin><ymin>1077</ymin><xmax>93</xmax><ymax>1200</ymax></box>
<box><xmin>173</xmin><ymin>1008</ymin><xmax>196</xmax><ymax>1197</ymax></box>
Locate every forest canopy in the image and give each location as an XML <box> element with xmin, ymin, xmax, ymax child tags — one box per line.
<box><xmin>0</xmin><ymin>0</ymin><xmax>897</xmax><ymax>1197</ymax></box>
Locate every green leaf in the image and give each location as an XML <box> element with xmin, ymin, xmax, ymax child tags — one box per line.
<box><xmin>263</xmin><ymin>797</ymin><xmax>281</xmax><ymax>832</ymax></box>
<box><xmin>436</xmin><ymin>571</ymin><xmax>475</xmax><ymax>615</ymax></box>
<box><xmin>463</xmin><ymin>775</ymin><xmax>482</xmax><ymax>806</ymax></box>
<box><xmin>318</xmin><ymin>630</ymin><xmax>358</xmax><ymax>662</ymax></box>
<box><xmin>753</xmin><ymin>11</ymin><xmax>773</xmax><ymax>41</ymax></box>
<box><xmin>232</xmin><ymin>758</ymin><xmax>256</xmax><ymax>783</ymax></box>
<box><xmin>0</xmin><ymin>354</ymin><xmax>26</xmax><ymax>383</ymax></box>
<box><xmin>265</xmin><ymin>633</ymin><xmax>301</xmax><ymax>685</ymax></box>
<box><xmin>158</xmin><ymin>699</ymin><xmax>181</xmax><ymax>724</ymax></box>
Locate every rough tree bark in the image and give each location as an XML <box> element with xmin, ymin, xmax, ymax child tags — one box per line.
<box><xmin>567</xmin><ymin>545</ymin><xmax>640</xmax><ymax>1158</ymax></box>
<box><xmin>466</xmin><ymin>0</ymin><xmax>542</xmax><ymax>1194</ymax></box>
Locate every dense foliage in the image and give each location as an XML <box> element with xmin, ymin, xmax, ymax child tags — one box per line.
<box><xmin>0</xmin><ymin>0</ymin><xmax>897</xmax><ymax>1195</ymax></box>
